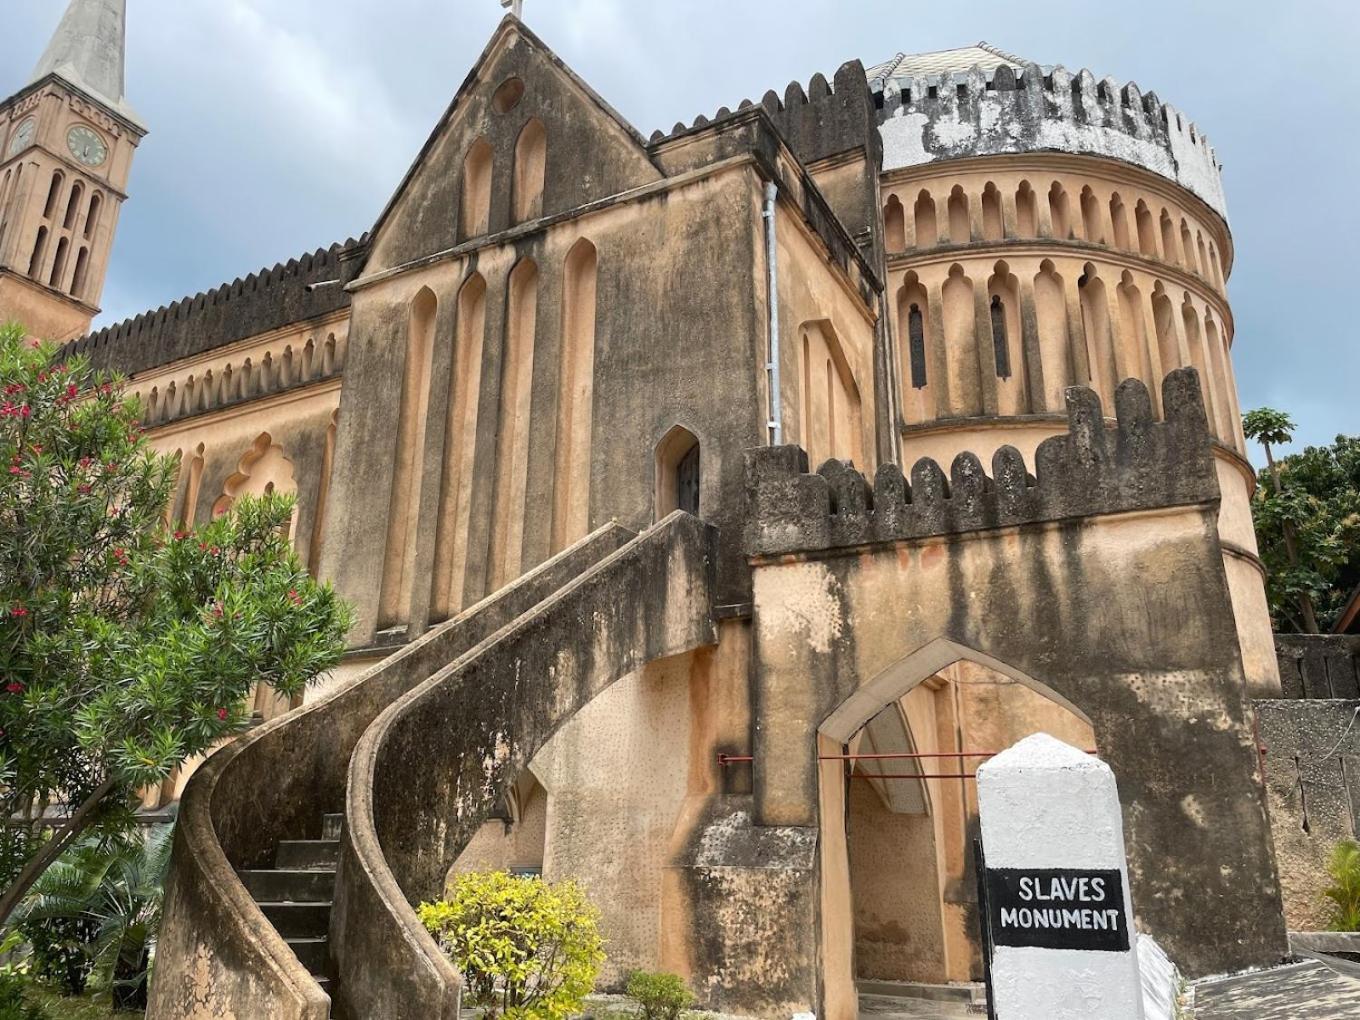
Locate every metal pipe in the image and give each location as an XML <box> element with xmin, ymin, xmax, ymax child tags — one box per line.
<box><xmin>850</xmin><ymin>773</ymin><xmax>980</xmax><ymax>780</ymax></box>
<box><xmin>762</xmin><ymin>180</ymin><xmax>782</xmax><ymax>445</ymax></box>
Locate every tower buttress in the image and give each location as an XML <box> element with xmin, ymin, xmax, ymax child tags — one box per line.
<box><xmin>0</xmin><ymin>0</ymin><xmax>146</xmax><ymax>341</ymax></box>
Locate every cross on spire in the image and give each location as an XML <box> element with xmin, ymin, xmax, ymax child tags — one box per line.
<box><xmin>500</xmin><ymin>0</ymin><xmax>525</xmax><ymax>19</ymax></box>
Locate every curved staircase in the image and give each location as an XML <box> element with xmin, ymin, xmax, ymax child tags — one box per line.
<box><xmin>149</xmin><ymin>513</ymin><xmax>717</xmax><ymax>1020</ymax></box>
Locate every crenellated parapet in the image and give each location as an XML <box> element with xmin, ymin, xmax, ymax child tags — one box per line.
<box><xmin>60</xmin><ymin>236</ymin><xmax>368</xmax><ymax>378</ymax></box>
<box><xmin>876</xmin><ymin>62</ymin><xmax>1228</xmax><ymax>225</ymax></box>
<box><xmin>745</xmin><ymin>368</ymin><xmax>1218</xmax><ymax>557</ymax></box>
<box><xmin>649</xmin><ymin>60</ymin><xmax>881</xmax><ymax>169</ymax></box>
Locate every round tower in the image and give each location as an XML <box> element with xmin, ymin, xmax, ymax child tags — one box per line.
<box><xmin>870</xmin><ymin>45</ymin><xmax>1276</xmax><ymax>693</ymax></box>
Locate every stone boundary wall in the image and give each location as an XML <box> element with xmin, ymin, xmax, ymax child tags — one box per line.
<box><xmin>60</xmin><ymin>236</ymin><xmax>367</xmax><ymax>378</ymax></box>
<box><xmin>745</xmin><ymin>368</ymin><xmax>1216</xmax><ymax>558</ymax></box>
<box><xmin>1255</xmin><ymin>697</ymin><xmax>1360</xmax><ymax>931</ymax></box>
<box><xmin>1275</xmin><ymin>634</ymin><xmax>1360</xmax><ymax>700</ymax></box>
<box><xmin>874</xmin><ymin>61</ymin><xmax>1227</xmax><ymax>223</ymax></box>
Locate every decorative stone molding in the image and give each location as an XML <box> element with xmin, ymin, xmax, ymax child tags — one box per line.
<box><xmin>745</xmin><ymin>368</ymin><xmax>1217</xmax><ymax>557</ymax></box>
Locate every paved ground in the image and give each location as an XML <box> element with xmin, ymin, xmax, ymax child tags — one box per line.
<box><xmin>858</xmin><ymin>993</ymin><xmax>981</xmax><ymax>1019</ymax></box>
<box><xmin>1192</xmin><ymin>960</ymin><xmax>1360</xmax><ymax>1019</ymax></box>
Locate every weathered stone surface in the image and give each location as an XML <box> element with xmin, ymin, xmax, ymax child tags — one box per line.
<box><xmin>875</xmin><ymin>61</ymin><xmax>1228</xmax><ymax>223</ymax></box>
<box><xmin>1254</xmin><ymin>697</ymin><xmax>1360</xmax><ymax>931</ymax></box>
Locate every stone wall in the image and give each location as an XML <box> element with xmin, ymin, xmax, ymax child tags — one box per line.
<box><xmin>1257</xmin><ymin>634</ymin><xmax>1360</xmax><ymax>931</ymax></box>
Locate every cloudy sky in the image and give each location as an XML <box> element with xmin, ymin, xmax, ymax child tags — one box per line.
<box><xmin>3</xmin><ymin>0</ymin><xmax>1355</xmax><ymax>456</ymax></box>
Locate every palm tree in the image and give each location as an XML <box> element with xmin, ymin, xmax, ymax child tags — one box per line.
<box><xmin>13</xmin><ymin>814</ymin><xmax>175</xmax><ymax>1010</ymax></box>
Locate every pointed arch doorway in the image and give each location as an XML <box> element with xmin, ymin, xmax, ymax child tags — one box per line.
<box><xmin>817</xmin><ymin>640</ymin><xmax>1096</xmax><ymax>1010</ymax></box>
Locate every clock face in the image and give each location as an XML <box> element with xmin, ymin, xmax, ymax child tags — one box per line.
<box><xmin>66</xmin><ymin>125</ymin><xmax>107</xmax><ymax>167</ymax></box>
<box><xmin>6</xmin><ymin>119</ymin><xmax>35</xmax><ymax>159</ymax></box>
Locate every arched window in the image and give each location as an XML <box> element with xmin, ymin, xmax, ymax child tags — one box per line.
<box><xmin>71</xmin><ymin>246</ymin><xmax>90</xmax><ymax>297</ymax></box>
<box><xmin>989</xmin><ymin>295</ymin><xmax>1011</xmax><ymax>379</ymax></box>
<box><xmin>1180</xmin><ymin>219</ymin><xmax>1196</xmax><ymax>273</ymax></box>
<box><xmin>883</xmin><ymin>195</ymin><xmax>906</xmax><ymax>252</ymax></box>
<box><xmin>913</xmin><ymin>190</ymin><xmax>936</xmax><ymax>248</ymax></box>
<box><xmin>947</xmin><ymin>185</ymin><xmax>969</xmax><ymax>244</ymax></box>
<box><xmin>908</xmin><ymin>304</ymin><xmax>927</xmax><ymax>389</ymax></box>
<box><xmin>84</xmin><ymin>192</ymin><xmax>102</xmax><ymax>239</ymax></box>
<box><xmin>512</xmin><ymin>118</ymin><xmax>547</xmax><ymax>224</ymax></box>
<box><xmin>377</xmin><ymin>287</ymin><xmax>438</xmax><ymax>629</ymax></box>
<box><xmin>1015</xmin><ymin>181</ymin><xmax>1037</xmax><ymax>236</ymax></box>
<box><xmin>1160</xmin><ymin>210</ymin><xmax>1178</xmax><ymax>265</ymax></box>
<box><xmin>551</xmin><ymin>239</ymin><xmax>598</xmax><ymax>553</ymax></box>
<box><xmin>655</xmin><ymin>426</ymin><xmax>700</xmax><ymax>518</ymax></box>
<box><xmin>1048</xmin><ymin>182</ymin><xmax>1071</xmax><ymax>239</ymax></box>
<box><xmin>460</xmin><ymin>138</ymin><xmax>493</xmax><ymax>240</ymax></box>
<box><xmin>1080</xmin><ymin>186</ymin><xmax>1101</xmax><ymax>243</ymax></box>
<box><xmin>1135</xmin><ymin>200</ymin><xmax>1157</xmax><ymax>257</ymax></box>
<box><xmin>1109</xmin><ymin>193</ymin><xmax>1130</xmax><ymax>250</ymax></box>
<box><xmin>898</xmin><ymin>271</ymin><xmax>931</xmax><ymax>415</ymax></box>
<box><xmin>981</xmin><ymin>182</ymin><xmax>1003</xmax><ymax>241</ymax></box>
<box><xmin>63</xmin><ymin>183</ymin><xmax>83</xmax><ymax>230</ymax></box>
<box><xmin>43</xmin><ymin>172</ymin><xmax>62</xmax><ymax>219</ymax></box>
<box><xmin>1196</xmin><ymin>231</ymin><xmax>1209</xmax><ymax>280</ymax></box>
<box><xmin>28</xmin><ymin>226</ymin><xmax>48</xmax><ymax>278</ymax></box>
<box><xmin>48</xmin><ymin>237</ymin><xmax>70</xmax><ymax>288</ymax></box>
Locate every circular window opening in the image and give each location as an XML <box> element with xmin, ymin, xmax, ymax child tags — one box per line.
<box><xmin>493</xmin><ymin>77</ymin><xmax>526</xmax><ymax>114</ymax></box>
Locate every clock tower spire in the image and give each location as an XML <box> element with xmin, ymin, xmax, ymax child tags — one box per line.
<box><xmin>0</xmin><ymin>0</ymin><xmax>146</xmax><ymax>342</ymax></box>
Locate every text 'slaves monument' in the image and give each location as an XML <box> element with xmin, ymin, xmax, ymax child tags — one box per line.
<box><xmin>3</xmin><ymin>4</ymin><xmax>1326</xmax><ymax>1019</ymax></box>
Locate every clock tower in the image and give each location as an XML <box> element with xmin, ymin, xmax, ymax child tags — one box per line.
<box><xmin>0</xmin><ymin>0</ymin><xmax>145</xmax><ymax>342</ymax></box>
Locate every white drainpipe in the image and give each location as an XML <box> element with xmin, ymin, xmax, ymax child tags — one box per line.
<box><xmin>763</xmin><ymin>180</ymin><xmax>783</xmax><ymax>446</ymax></box>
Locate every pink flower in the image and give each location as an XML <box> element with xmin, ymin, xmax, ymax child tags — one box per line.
<box><xmin>66</xmin><ymin>384</ymin><xmax>78</xmax><ymax>399</ymax></box>
<box><xmin>77</xmin><ymin>484</ymin><xmax>91</xmax><ymax>494</ymax></box>
<box><xmin>5</xmin><ymin>682</ymin><xmax>23</xmax><ymax>695</ymax></box>
<box><xmin>18</xmin><ymin>405</ymin><xmax>30</xmax><ymax>419</ymax></box>
<box><xmin>287</xmin><ymin>589</ymin><xmax>303</xmax><ymax>606</ymax></box>
<box><xmin>217</xmin><ymin>708</ymin><xmax>228</xmax><ymax>721</ymax></box>
<box><xmin>10</xmin><ymin>606</ymin><xmax>28</xmax><ymax>618</ymax></box>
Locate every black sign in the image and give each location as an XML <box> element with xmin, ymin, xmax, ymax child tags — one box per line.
<box><xmin>984</xmin><ymin>867</ymin><xmax>1129</xmax><ymax>952</ymax></box>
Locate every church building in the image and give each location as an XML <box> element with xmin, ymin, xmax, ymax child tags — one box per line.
<box><xmin>1</xmin><ymin>4</ymin><xmax>1324</xmax><ymax>1019</ymax></box>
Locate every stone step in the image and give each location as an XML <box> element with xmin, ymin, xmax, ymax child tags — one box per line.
<box><xmin>322</xmin><ymin>813</ymin><xmax>344</xmax><ymax>840</ymax></box>
<box><xmin>286</xmin><ymin>935</ymin><xmax>330</xmax><ymax>974</ymax></box>
<box><xmin>276</xmin><ymin>839</ymin><xmax>340</xmax><ymax>870</ymax></box>
<box><xmin>257</xmin><ymin>901</ymin><xmax>331</xmax><ymax>938</ymax></box>
<box><xmin>239</xmin><ymin>869</ymin><xmax>335</xmax><ymax>903</ymax></box>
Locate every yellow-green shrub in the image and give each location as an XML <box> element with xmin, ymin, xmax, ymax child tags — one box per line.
<box><xmin>625</xmin><ymin>970</ymin><xmax>695</xmax><ymax>1020</ymax></box>
<box><xmin>418</xmin><ymin>871</ymin><xmax>604</xmax><ymax>1020</ymax></box>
